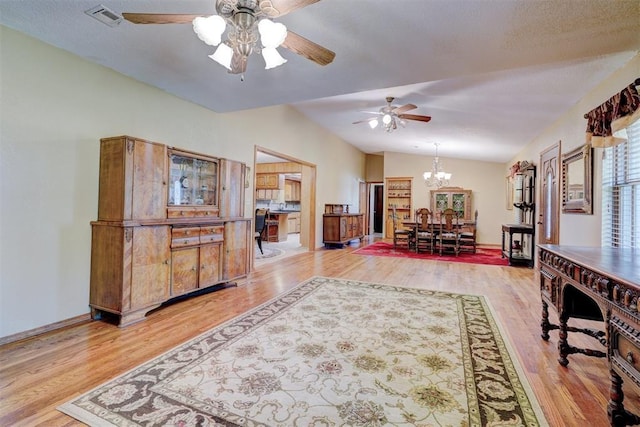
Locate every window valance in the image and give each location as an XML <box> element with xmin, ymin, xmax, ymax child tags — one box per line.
<box><xmin>584</xmin><ymin>78</ymin><xmax>640</xmax><ymax>148</ymax></box>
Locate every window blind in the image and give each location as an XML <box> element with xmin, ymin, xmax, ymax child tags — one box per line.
<box><xmin>602</xmin><ymin>118</ymin><xmax>640</xmax><ymax>248</ymax></box>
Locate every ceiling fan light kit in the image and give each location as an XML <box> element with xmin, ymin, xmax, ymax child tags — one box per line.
<box><xmin>193</xmin><ymin>15</ymin><xmax>226</xmax><ymax>46</ymax></box>
<box><xmin>122</xmin><ymin>0</ymin><xmax>335</xmax><ymax>76</ymax></box>
<box><xmin>354</xmin><ymin>96</ymin><xmax>431</xmax><ymax>133</ymax></box>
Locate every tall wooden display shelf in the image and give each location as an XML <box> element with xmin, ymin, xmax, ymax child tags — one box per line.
<box><xmin>90</xmin><ymin>136</ymin><xmax>250</xmax><ymax>326</ymax></box>
<box><xmin>385</xmin><ymin>177</ymin><xmax>413</xmax><ymax>238</ymax></box>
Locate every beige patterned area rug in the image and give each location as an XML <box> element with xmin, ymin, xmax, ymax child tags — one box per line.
<box><xmin>59</xmin><ymin>277</ymin><xmax>548</xmax><ymax>426</ymax></box>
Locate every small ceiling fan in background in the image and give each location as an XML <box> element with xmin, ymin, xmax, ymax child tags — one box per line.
<box><xmin>353</xmin><ymin>96</ymin><xmax>432</xmax><ymax>132</ymax></box>
<box><xmin>122</xmin><ymin>0</ymin><xmax>335</xmax><ymax>76</ymax></box>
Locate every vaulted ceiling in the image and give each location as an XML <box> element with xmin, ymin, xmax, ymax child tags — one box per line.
<box><xmin>1</xmin><ymin>0</ymin><xmax>638</xmax><ymax>162</ymax></box>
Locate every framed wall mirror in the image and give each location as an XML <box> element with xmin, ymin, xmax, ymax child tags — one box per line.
<box><xmin>561</xmin><ymin>144</ymin><xmax>593</xmax><ymax>214</ymax></box>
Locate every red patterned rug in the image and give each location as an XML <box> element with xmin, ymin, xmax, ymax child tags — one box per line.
<box><xmin>353</xmin><ymin>241</ymin><xmax>509</xmax><ymax>266</ymax></box>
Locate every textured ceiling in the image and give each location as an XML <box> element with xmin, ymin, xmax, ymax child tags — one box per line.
<box><xmin>1</xmin><ymin>0</ymin><xmax>638</xmax><ymax>162</ymax></box>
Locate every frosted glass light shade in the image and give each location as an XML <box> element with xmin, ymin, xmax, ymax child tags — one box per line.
<box><xmin>209</xmin><ymin>44</ymin><xmax>233</xmax><ymax>70</ymax></box>
<box><xmin>368</xmin><ymin>119</ymin><xmax>379</xmax><ymax>129</ymax></box>
<box><xmin>382</xmin><ymin>114</ymin><xmax>392</xmax><ymax>125</ymax></box>
<box><xmin>258</xmin><ymin>19</ymin><xmax>287</xmax><ymax>48</ymax></box>
<box><xmin>193</xmin><ymin>15</ymin><xmax>226</xmax><ymax>46</ymax></box>
<box><xmin>262</xmin><ymin>47</ymin><xmax>287</xmax><ymax>69</ymax></box>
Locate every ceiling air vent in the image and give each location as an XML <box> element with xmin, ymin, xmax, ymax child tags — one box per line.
<box><xmin>85</xmin><ymin>4</ymin><xmax>123</xmax><ymax>27</ymax></box>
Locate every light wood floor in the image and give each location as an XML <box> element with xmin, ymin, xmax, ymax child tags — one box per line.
<box><xmin>1</xmin><ymin>236</ymin><xmax>637</xmax><ymax>426</ymax></box>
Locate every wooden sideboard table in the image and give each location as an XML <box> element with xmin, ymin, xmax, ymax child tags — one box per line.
<box><xmin>538</xmin><ymin>244</ymin><xmax>640</xmax><ymax>426</ymax></box>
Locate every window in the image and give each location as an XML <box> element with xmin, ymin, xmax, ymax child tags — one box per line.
<box><xmin>602</xmin><ymin>119</ymin><xmax>640</xmax><ymax>248</ymax></box>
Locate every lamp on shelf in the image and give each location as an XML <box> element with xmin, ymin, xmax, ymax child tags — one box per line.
<box><xmin>423</xmin><ymin>143</ymin><xmax>452</xmax><ymax>188</ymax></box>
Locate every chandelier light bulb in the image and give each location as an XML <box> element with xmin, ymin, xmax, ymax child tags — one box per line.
<box><xmin>382</xmin><ymin>114</ymin><xmax>392</xmax><ymax>125</ymax></box>
<box><xmin>368</xmin><ymin>119</ymin><xmax>379</xmax><ymax>129</ymax></box>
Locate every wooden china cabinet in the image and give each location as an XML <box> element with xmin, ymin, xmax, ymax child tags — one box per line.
<box><xmin>90</xmin><ymin>136</ymin><xmax>250</xmax><ymax>326</ymax></box>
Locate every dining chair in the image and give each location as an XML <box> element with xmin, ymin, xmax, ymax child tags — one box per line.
<box><xmin>392</xmin><ymin>205</ymin><xmax>412</xmax><ymax>249</ymax></box>
<box><xmin>437</xmin><ymin>208</ymin><xmax>460</xmax><ymax>256</ymax></box>
<box><xmin>254</xmin><ymin>208</ymin><xmax>268</xmax><ymax>254</ymax></box>
<box><xmin>415</xmin><ymin>208</ymin><xmax>435</xmax><ymax>254</ymax></box>
<box><xmin>459</xmin><ymin>209</ymin><xmax>478</xmax><ymax>254</ymax></box>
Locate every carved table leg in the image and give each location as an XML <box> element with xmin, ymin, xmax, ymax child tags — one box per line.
<box><xmin>557</xmin><ymin>314</ymin><xmax>570</xmax><ymax>367</ymax></box>
<box><xmin>608</xmin><ymin>369</ymin><xmax>640</xmax><ymax>426</ymax></box>
<box><xmin>541</xmin><ymin>301</ymin><xmax>558</xmax><ymax>341</ymax></box>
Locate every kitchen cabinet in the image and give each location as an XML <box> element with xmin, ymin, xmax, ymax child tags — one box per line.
<box><xmin>255</xmin><ymin>188</ymin><xmax>280</xmax><ymax>200</ymax></box>
<box><xmin>287</xmin><ymin>212</ymin><xmax>301</xmax><ymax>233</ymax></box>
<box><xmin>90</xmin><ymin>135</ymin><xmax>250</xmax><ymax>326</ymax></box>
<box><xmin>285</xmin><ymin>179</ymin><xmax>301</xmax><ymax>201</ymax></box>
<box><xmin>256</xmin><ymin>173</ymin><xmax>281</xmax><ymax>189</ymax></box>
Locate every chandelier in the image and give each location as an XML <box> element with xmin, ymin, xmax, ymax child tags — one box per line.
<box><xmin>423</xmin><ymin>143</ymin><xmax>452</xmax><ymax>188</ymax></box>
<box><xmin>192</xmin><ymin>5</ymin><xmax>288</xmax><ymax>74</ymax></box>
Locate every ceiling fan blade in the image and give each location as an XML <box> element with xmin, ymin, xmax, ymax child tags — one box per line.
<box><xmin>263</xmin><ymin>0</ymin><xmax>321</xmax><ymax>17</ymax></box>
<box><xmin>122</xmin><ymin>13</ymin><xmax>204</xmax><ymax>24</ymax></box>
<box><xmin>281</xmin><ymin>31</ymin><xmax>335</xmax><ymax>66</ymax></box>
<box><xmin>393</xmin><ymin>103</ymin><xmax>417</xmax><ymax>115</ymax></box>
<box><xmin>399</xmin><ymin>114</ymin><xmax>432</xmax><ymax>123</ymax></box>
<box><xmin>353</xmin><ymin>119</ymin><xmax>375</xmax><ymax>125</ymax></box>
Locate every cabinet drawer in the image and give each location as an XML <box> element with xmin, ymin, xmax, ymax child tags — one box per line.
<box><xmin>195</xmin><ymin>208</ymin><xmax>218</xmax><ymax>218</ymax></box>
<box><xmin>171</xmin><ymin>227</ymin><xmax>200</xmax><ymax>247</ymax></box>
<box><xmin>168</xmin><ymin>207</ymin><xmax>197</xmax><ymax>218</ymax></box>
<box><xmin>200</xmin><ymin>226</ymin><xmax>224</xmax><ymax>243</ymax></box>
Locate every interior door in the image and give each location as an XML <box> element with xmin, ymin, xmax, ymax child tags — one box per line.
<box><xmin>374</xmin><ymin>185</ymin><xmax>383</xmax><ymax>233</ymax></box>
<box><xmin>538</xmin><ymin>142</ymin><xmax>561</xmax><ymax>245</ymax></box>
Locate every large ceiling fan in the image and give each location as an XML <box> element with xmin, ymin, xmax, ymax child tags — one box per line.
<box><xmin>122</xmin><ymin>0</ymin><xmax>335</xmax><ymax>75</ymax></box>
<box><xmin>353</xmin><ymin>97</ymin><xmax>432</xmax><ymax>132</ymax></box>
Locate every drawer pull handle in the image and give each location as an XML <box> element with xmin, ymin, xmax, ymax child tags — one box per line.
<box><xmin>191</xmin><ymin>267</ymin><xmax>197</xmax><ymax>271</ymax></box>
<box><xmin>627</xmin><ymin>351</ymin><xmax>635</xmax><ymax>364</ymax></box>
<box><xmin>180</xmin><ymin>211</ymin><xmax>185</xmax><ymax>216</ymax></box>
<box><xmin>184</xmin><ymin>239</ymin><xmax>189</xmax><ymax>244</ymax></box>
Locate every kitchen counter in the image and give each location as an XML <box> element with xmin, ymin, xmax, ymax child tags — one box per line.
<box><xmin>266</xmin><ymin>212</ymin><xmax>290</xmax><ymax>242</ymax></box>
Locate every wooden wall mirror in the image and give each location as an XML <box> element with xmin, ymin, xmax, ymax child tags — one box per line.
<box><xmin>561</xmin><ymin>144</ymin><xmax>592</xmax><ymax>214</ymax></box>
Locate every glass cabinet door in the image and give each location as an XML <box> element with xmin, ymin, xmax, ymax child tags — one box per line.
<box><xmin>168</xmin><ymin>151</ymin><xmax>218</xmax><ymax>207</ymax></box>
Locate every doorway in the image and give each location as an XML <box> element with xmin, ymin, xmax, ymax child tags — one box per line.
<box><xmin>370</xmin><ymin>183</ymin><xmax>384</xmax><ymax>234</ymax></box>
<box><xmin>254</xmin><ymin>146</ymin><xmax>316</xmax><ymax>252</ymax></box>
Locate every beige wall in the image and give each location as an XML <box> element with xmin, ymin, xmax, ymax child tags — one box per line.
<box><xmin>365</xmin><ymin>154</ymin><xmax>384</xmax><ymax>182</ymax></box>
<box><xmin>384</xmin><ymin>152</ymin><xmax>509</xmax><ymax>245</ymax></box>
<box><xmin>507</xmin><ymin>53</ymin><xmax>640</xmax><ymax>247</ymax></box>
<box><xmin>0</xmin><ymin>27</ymin><xmax>365</xmax><ymax>338</ymax></box>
